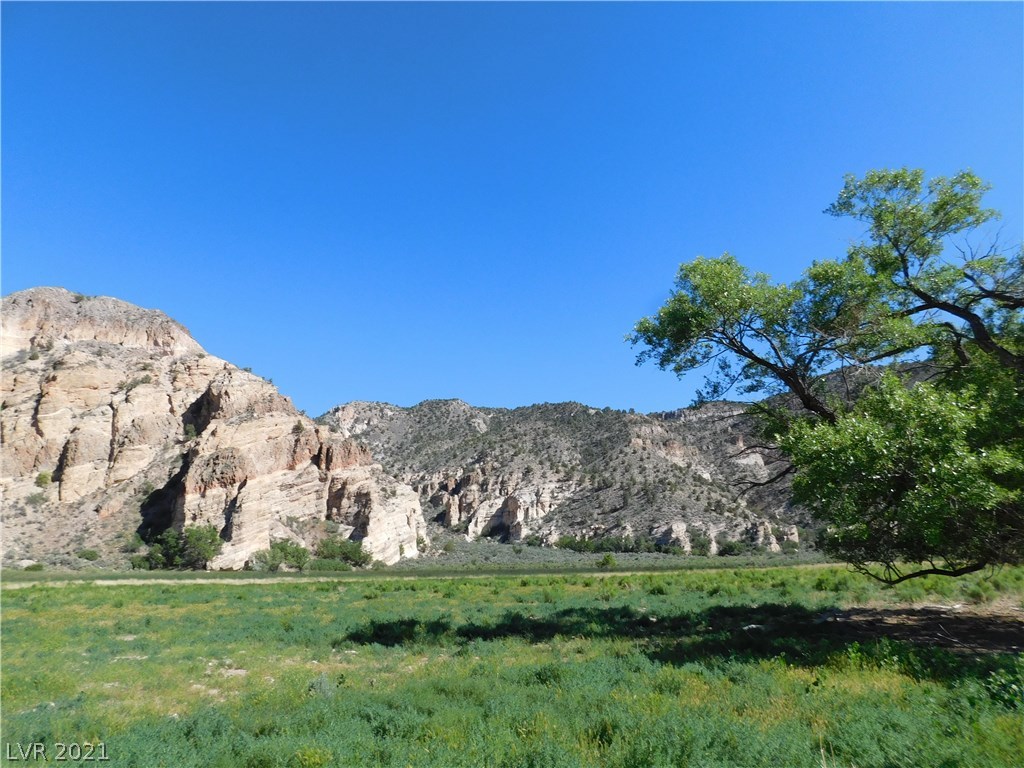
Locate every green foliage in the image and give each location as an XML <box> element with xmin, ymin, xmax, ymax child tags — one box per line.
<box><xmin>3</xmin><ymin>567</ymin><xmax>1023</xmax><ymax>768</ymax></box>
<box><xmin>129</xmin><ymin>554</ymin><xmax>149</xmax><ymax>570</ymax></box>
<box><xmin>315</xmin><ymin>536</ymin><xmax>372</xmax><ymax>567</ymax></box>
<box><xmin>121</xmin><ymin>532</ymin><xmax>145</xmax><ymax>553</ymax></box>
<box><xmin>716</xmin><ymin>539</ymin><xmax>750</xmax><ymax>557</ymax></box>
<box><xmin>183</xmin><ymin>423</ymin><xmax>198</xmax><ymax>440</ymax></box>
<box><xmin>689</xmin><ymin>531</ymin><xmax>712</xmax><ymax>557</ymax></box>
<box><xmin>22</xmin><ymin>562</ymin><xmax>44</xmax><ymax>571</ymax></box>
<box><xmin>289</xmin><ymin>747</ymin><xmax>333</xmax><ymax>768</ymax></box>
<box><xmin>597</xmin><ymin>553</ymin><xmax>618</xmax><ymax>569</ymax></box>
<box><xmin>305</xmin><ymin>558</ymin><xmax>353</xmax><ymax>572</ymax></box>
<box><xmin>292</xmin><ymin>420</ymin><xmax>306</xmax><ymax>435</ymax></box>
<box><xmin>556</xmin><ymin>534</ymin><xmax>684</xmax><ymax>555</ymax></box>
<box><xmin>76</xmin><ymin>549</ymin><xmax>100</xmax><ymax>561</ymax></box>
<box><xmin>145</xmin><ymin>524</ymin><xmax>223</xmax><ymax>570</ymax></box>
<box><xmin>984</xmin><ymin>656</ymin><xmax>1024</xmax><ymax>710</ymax></box>
<box><xmin>783</xmin><ymin>372</ymin><xmax>1024</xmax><ymax>580</ymax></box>
<box><xmin>252</xmin><ymin>540</ymin><xmax>311</xmax><ymax>572</ymax></box>
<box><xmin>26</xmin><ymin>492</ymin><xmax>47</xmax><ymax>507</ymax></box>
<box><xmin>633</xmin><ymin>168</ymin><xmax>1024</xmax><ymax>583</ymax></box>
<box><xmin>34</xmin><ymin>471</ymin><xmax>51</xmax><ymax>488</ymax></box>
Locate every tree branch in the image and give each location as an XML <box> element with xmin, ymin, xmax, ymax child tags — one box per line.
<box><xmin>854</xmin><ymin>561</ymin><xmax>987</xmax><ymax>585</ymax></box>
<box><xmin>736</xmin><ymin>464</ymin><xmax>795</xmax><ymax>496</ymax></box>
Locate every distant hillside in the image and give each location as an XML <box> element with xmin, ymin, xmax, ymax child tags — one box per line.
<box><xmin>1</xmin><ymin>286</ymin><xmax>813</xmax><ymax>571</ymax></box>
<box><xmin>319</xmin><ymin>397</ymin><xmax>809</xmax><ymax>554</ymax></box>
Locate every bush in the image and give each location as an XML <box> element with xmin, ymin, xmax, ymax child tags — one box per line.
<box><xmin>252</xmin><ymin>540</ymin><xmax>310</xmax><ymax>572</ymax></box>
<box><xmin>557</xmin><ymin>534</ymin><xmax>681</xmax><ymax>555</ymax></box>
<box><xmin>76</xmin><ymin>549</ymin><xmax>100</xmax><ymax>561</ymax></box>
<box><xmin>316</xmin><ymin>536</ymin><xmax>372</xmax><ymax>567</ymax></box>
<box><xmin>23</xmin><ymin>563</ymin><xmax>44</xmax><ymax>571</ymax></box>
<box><xmin>689</xmin><ymin>532</ymin><xmax>712</xmax><ymax>557</ymax></box>
<box><xmin>26</xmin><ymin>492</ymin><xmax>47</xmax><ymax>507</ymax></box>
<box><xmin>597</xmin><ymin>553</ymin><xmax>618</xmax><ymax>570</ymax></box>
<box><xmin>121</xmin><ymin>532</ymin><xmax>145</xmax><ymax>553</ymax></box>
<box><xmin>35</xmin><ymin>471</ymin><xmax>52</xmax><ymax>488</ymax></box>
<box><xmin>146</xmin><ymin>524</ymin><xmax>223</xmax><ymax>570</ymax></box>
<box><xmin>183</xmin><ymin>423</ymin><xmax>198</xmax><ymax>440</ymax></box>
<box><xmin>129</xmin><ymin>554</ymin><xmax>150</xmax><ymax>570</ymax></box>
<box><xmin>181</xmin><ymin>525</ymin><xmax>223</xmax><ymax>568</ymax></box>
<box><xmin>251</xmin><ymin>549</ymin><xmax>280</xmax><ymax>572</ymax></box>
<box><xmin>121</xmin><ymin>375</ymin><xmax>152</xmax><ymax>393</ymax></box>
<box><xmin>716</xmin><ymin>538</ymin><xmax>751</xmax><ymax>557</ymax></box>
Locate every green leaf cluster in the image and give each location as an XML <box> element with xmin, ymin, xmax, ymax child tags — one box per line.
<box><xmin>316</xmin><ymin>536</ymin><xmax>372</xmax><ymax>567</ymax></box>
<box><xmin>633</xmin><ymin>168</ymin><xmax>1023</xmax><ymax>582</ymax></box>
<box><xmin>143</xmin><ymin>524</ymin><xmax>224</xmax><ymax>570</ymax></box>
<box><xmin>252</xmin><ymin>540</ymin><xmax>311</xmax><ymax>572</ymax></box>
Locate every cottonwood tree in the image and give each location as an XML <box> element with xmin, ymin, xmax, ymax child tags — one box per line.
<box><xmin>632</xmin><ymin>169</ymin><xmax>1023</xmax><ymax>583</ymax></box>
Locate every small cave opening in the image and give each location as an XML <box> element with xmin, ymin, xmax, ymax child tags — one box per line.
<box><xmin>182</xmin><ymin>387</ymin><xmax>217</xmax><ymax>439</ymax></box>
<box><xmin>136</xmin><ymin>460</ymin><xmax>189</xmax><ymax>543</ymax></box>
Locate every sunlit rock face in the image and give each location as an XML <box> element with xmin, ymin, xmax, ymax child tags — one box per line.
<box><xmin>321</xmin><ymin>396</ymin><xmax>806</xmax><ymax>552</ymax></box>
<box><xmin>1</xmin><ymin>287</ymin><xmax>427</xmax><ymax>568</ymax></box>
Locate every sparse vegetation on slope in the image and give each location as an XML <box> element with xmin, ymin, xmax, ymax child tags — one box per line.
<box><xmin>321</xmin><ymin>398</ymin><xmax>808</xmax><ymax>553</ymax></box>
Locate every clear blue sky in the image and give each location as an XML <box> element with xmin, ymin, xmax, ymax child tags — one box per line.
<box><xmin>3</xmin><ymin>2</ymin><xmax>1021</xmax><ymax>416</ymax></box>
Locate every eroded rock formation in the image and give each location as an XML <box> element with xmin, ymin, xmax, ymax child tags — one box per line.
<box><xmin>1</xmin><ymin>288</ymin><xmax>427</xmax><ymax>568</ymax></box>
<box><xmin>321</xmin><ymin>398</ymin><xmax>807</xmax><ymax>552</ymax></box>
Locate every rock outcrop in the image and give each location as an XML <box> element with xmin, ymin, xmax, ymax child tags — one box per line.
<box><xmin>1</xmin><ymin>287</ymin><xmax>427</xmax><ymax>568</ymax></box>
<box><xmin>320</xmin><ymin>398</ymin><xmax>808</xmax><ymax>552</ymax></box>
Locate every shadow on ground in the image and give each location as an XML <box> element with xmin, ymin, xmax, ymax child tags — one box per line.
<box><xmin>342</xmin><ymin>602</ymin><xmax>1023</xmax><ymax>684</ymax></box>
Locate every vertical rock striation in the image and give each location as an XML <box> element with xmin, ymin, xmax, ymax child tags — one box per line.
<box><xmin>1</xmin><ymin>287</ymin><xmax>427</xmax><ymax>568</ymax></box>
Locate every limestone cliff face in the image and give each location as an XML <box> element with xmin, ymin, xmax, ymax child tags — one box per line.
<box><xmin>1</xmin><ymin>288</ymin><xmax>426</xmax><ymax>568</ymax></box>
<box><xmin>321</xmin><ymin>398</ymin><xmax>806</xmax><ymax>552</ymax></box>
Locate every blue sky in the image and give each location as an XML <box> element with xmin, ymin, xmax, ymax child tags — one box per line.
<box><xmin>3</xmin><ymin>2</ymin><xmax>1021</xmax><ymax>416</ymax></box>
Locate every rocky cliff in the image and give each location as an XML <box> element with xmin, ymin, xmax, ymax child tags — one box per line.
<box><xmin>1</xmin><ymin>288</ymin><xmax>427</xmax><ymax>568</ymax></box>
<box><xmin>320</xmin><ymin>397</ymin><xmax>807</xmax><ymax>553</ymax></box>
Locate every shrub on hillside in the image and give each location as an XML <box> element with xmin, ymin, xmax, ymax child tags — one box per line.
<box><xmin>716</xmin><ymin>538</ymin><xmax>751</xmax><ymax>557</ymax></box>
<box><xmin>315</xmin><ymin>536</ymin><xmax>371</xmax><ymax>567</ymax></box>
<box><xmin>252</xmin><ymin>540</ymin><xmax>310</xmax><ymax>572</ymax></box>
<box><xmin>556</xmin><ymin>534</ymin><xmax>686</xmax><ymax>555</ymax></box>
<box><xmin>689</xmin><ymin>532</ymin><xmax>712</xmax><ymax>557</ymax></box>
<box><xmin>143</xmin><ymin>524</ymin><xmax>223</xmax><ymax>570</ymax></box>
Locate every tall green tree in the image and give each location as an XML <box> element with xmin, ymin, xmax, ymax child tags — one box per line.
<box><xmin>632</xmin><ymin>169</ymin><xmax>1023</xmax><ymax>583</ymax></box>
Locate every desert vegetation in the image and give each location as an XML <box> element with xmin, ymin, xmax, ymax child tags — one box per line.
<box><xmin>2</xmin><ymin>564</ymin><xmax>1021</xmax><ymax>767</ymax></box>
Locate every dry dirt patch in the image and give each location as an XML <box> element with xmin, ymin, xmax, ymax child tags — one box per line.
<box><xmin>826</xmin><ymin>604</ymin><xmax>1023</xmax><ymax>654</ymax></box>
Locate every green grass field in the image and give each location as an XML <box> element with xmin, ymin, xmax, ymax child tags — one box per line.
<box><xmin>2</xmin><ymin>565</ymin><xmax>1022</xmax><ymax>767</ymax></box>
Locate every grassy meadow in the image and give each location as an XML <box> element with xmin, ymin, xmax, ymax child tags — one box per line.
<box><xmin>2</xmin><ymin>564</ymin><xmax>1022</xmax><ymax>767</ymax></box>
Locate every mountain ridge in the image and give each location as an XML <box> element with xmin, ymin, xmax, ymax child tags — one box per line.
<box><xmin>2</xmin><ymin>287</ymin><xmax>805</xmax><ymax>569</ymax></box>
